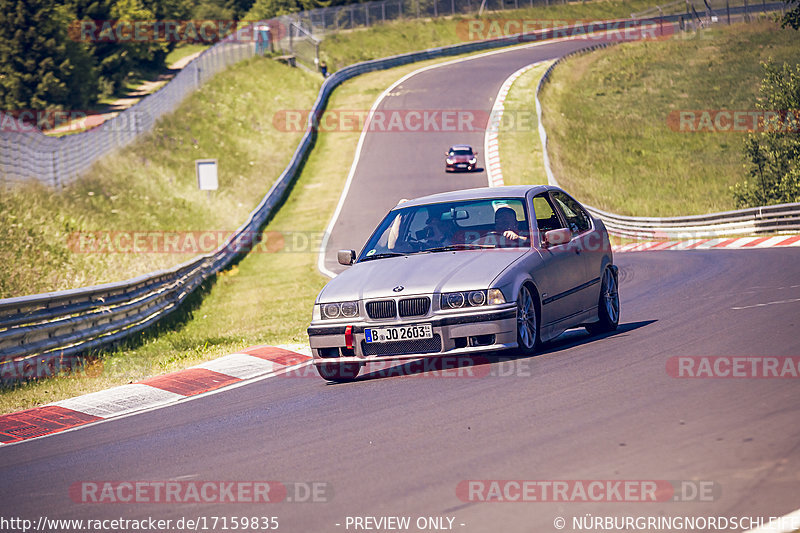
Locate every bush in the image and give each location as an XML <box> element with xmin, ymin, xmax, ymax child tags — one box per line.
<box><xmin>732</xmin><ymin>60</ymin><xmax>800</xmax><ymax>208</ymax></box>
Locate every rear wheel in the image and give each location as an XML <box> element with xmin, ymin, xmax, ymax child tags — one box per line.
<box><xmin>516</xmin><ymin>285</ymin><xmax>540</xmax><ymax>354</ymax></box>
<box><xmin>316</xmin><ymin>362</ymin><xmax>362</xmax><ymax>383</ymax></box>
<box><xmin>587</xmin><ymin>266</ymin><xmax>620</xmax><ymax>335</ymax></box>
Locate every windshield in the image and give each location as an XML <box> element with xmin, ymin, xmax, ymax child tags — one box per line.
<box><xmin>449</xmin><ymin>148</ymin><xmax>473</xmax><ymax>156</ymax></box>
<box><xmin>358</xmin><ymin>198</ymin><xmax>530</xmax><ymax>262</ymax></box>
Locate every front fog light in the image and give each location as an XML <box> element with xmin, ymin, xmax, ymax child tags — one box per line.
<box><xmin>487</xmin><ymin>289</ymin><xmax>506</xmax><ymax>305</ymax></box>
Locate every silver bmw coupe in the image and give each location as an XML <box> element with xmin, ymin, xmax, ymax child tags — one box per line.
<box><xmin>308</xmin><ymin>185</ymin><xmax>620</xmax><ymax>382</ymax></box>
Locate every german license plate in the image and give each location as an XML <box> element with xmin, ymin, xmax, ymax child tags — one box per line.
<box><xmin>364</xmin><ymin>324</ymin><xmax>433</xmax><ymax>343</ymax></box>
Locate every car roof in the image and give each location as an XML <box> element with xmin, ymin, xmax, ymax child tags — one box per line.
<box><xmin>397</xmin><ymin>185</ymin><xmax>555</xmax><ymax>208</ymax></box>
<box><xmin>448</xmin><ymin>145</ymin><xmax>472</xmax><ymax>150</ymax></box>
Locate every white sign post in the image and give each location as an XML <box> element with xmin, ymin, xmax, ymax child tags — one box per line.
<box><xmin>196</xmin><ymin>159</ymin><xmax>218</xmax><ymax>199</ymax></box>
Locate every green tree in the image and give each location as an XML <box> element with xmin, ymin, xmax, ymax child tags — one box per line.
<box><xmin>0</xmin><ymin>0</ymin><xmax>96</xmax><ymax>110</ymax></box>
<box><xmin>67</xmin><ymin>0</ymin><xmax>192</xmax><ymax>99</ymax></box>
<box><xmin>782</xmin><ymin>0</ymin><xmax>800</xmax><ymax>30</ymax></box>
<box><xmin>245</xmin><ymin>0</ymin><xmax>303</xmax><ymax>19</ymax></box>
<box><xmin>731</xmin><ymin>60</ymin><xmax>800</xmax><ymax>208</ymax></box>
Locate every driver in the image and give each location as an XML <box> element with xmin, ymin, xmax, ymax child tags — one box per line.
<box><xmin>495</xmin><ymin>207</ymin><xmax>528</xmax><ymax>244</ymax></box>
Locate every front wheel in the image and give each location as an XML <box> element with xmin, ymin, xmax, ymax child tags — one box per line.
<box><xmin>586</xmin><ymin>266</ymin><xmax>620</xmax><ymax>335</ymax></box>
<box><xmin>316</xmin><ymin>362</ymin><xmax>362</xmax><ymax>383</ymax></box>
<box><xmin>516</xmin><ymin>285</ymin><xmax>540</xmax><ymax>354</ymax></box>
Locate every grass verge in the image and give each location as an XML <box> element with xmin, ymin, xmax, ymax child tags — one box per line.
<box><xmin>0</xmin><ymin>57</ymin><xmax>320</xmax><ymax>299</ymax></box>
<box><xmin>539</xmin><ymin>19</ymin><xmax>800</xmax><ymax>216</ymax></box>
<box><xmin>320</xmin><ymin>0</ymin><xmax>659</xmax><ymax>70</ymax></box>
<box><xmin>497</xmin><ymin>61</ymin><xmax>553</xmax><ymax>186</ymax></box>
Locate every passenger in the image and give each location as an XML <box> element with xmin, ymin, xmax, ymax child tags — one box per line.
<box><xmin>422</xmin><ymin>213</ymin><xmax>454</xmax><ymax>248</ymax></box>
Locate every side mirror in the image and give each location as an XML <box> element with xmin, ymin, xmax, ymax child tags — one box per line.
<box><xmin>474</xmin><ymin>151</ymin><xmax>479</xmax><ymax>155</ymax></box>
<box><xmin>337</xmin><ymin>249</ymin><xmax>356</xmax><ymax>266</ymax></box>
<box><xmin>543</xmin><ymin>228</ymin><xmax>571</xmax><ymax>247</ymax></box>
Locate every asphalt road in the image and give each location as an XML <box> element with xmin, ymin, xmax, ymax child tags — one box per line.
<box><xmin>1</xmin><ymin>249</ymin><xmax>799</xmax><ymax>532</ymax></box>
<box><xmin>322</xmin><ymin>37</ymin><xmax>602</xmax><ymax>275</ymax></box>
<box><xmin>2</xmin><ymin>37</ymin><xmax>800</xmax><ymax>533</ymax></box>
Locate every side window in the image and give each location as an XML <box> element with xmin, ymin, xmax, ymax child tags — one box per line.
<box><xmin>532</xmin><ymin>194</ymin><xmax>566</xmax><ymax>234</ymax></box>
<box><xmin>552</xmin><ymin>192</ymin><xmax>591</xmax><ymax>234</ymax></box>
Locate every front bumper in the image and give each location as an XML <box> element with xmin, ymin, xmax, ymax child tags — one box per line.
<box><xmin>307</xmin><ymin>304</ymin><xmax>517</xmax><ymax>365</ymax></box>
<box><xmin>446</xmin><ymin>162</ymin><xmax>474</xmax><ymax>172</ymax></box>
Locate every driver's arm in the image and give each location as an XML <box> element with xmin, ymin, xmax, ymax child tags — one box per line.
<box><xmin>502</xmin><ymin>230</ymin><xmax>528</xmax><ymax>241</ymax></box>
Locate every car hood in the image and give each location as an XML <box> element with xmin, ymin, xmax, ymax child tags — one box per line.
<box><xmin>317</xmin><ymin>249</ymin><xmax>530</xmax><ymax>302</ymax></box>
<box><xmin>448</xmin><ymin>154</ymin><xmax>473</xmax><ymax>162</ymax></box>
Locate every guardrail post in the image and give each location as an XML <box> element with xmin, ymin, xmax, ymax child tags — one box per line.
<box><xmin>51</xmin><ymin>150</ymin><xmax>60</xmax><ymax>189</ymax></box>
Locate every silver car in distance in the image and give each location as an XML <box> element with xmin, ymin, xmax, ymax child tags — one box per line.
<box><xmin>307</xmin><ymin>185</ymin><xmax>620</xmax><ymax>382</ymax></box>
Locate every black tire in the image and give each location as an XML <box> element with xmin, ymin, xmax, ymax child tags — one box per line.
<box><xmin>586</xmin><ymin>266</ymin><xmax>620</xmax><ymax>335</ymax></box>
<box><xmin>316</xmin><ymin>362</ymin><xmax>362</xmax><ymax>383</ymax></box>
<box><xmin>516</xmin><ymin>284</ymin><xmax>540</xmax><ymax>354</ymax></box>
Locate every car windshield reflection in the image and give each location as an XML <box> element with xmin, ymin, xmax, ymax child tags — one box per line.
<box><xmin>358</xmin><ymin>198</ymin><xmax>530</xmax><ymax>262</ymax></box>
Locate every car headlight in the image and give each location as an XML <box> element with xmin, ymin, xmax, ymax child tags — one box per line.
<box><xmin>469</xmin><ymin>157</ymin><xmax>476</xmax><ymax>164</ymax></box>
<box><xmin>441</xmin><ymin>289</ymin><xmax>505</xmax><ymax>309</ymax></box>
<box><xmin>319</xmin><ymin>301</ymin><xmax>360</xmax><ymax>319</ymax></box>
<box><xmin>446</xmin><ymin>158</ymin><xmax>454</xmax><ymax>164</ymax></box>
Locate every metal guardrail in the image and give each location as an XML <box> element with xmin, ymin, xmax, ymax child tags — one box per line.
<box><xmin>585</xmin><ymin>203</ymin><xmax>800</xmax><ymax>239</ymax></box>
<box><xmin>632</xmin><ymin>0</ymin><xmax>785</xmax><ymax>19</ymax></box>
<box><xmin>533</xmin><ymin>12</ymin><xmax>799</xmax><ymax>240</ymax></box>
<box><xmin>1</xmin><ymin>8</ymin><xmax>794</xmax><ymax>382</ymax></box>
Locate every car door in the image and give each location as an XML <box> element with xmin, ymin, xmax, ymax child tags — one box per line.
<box><xmin>550</xmin><ymin>191</ymin><xmax>600</xmax><ymax>313</ymax></box>
<box><xmin>530</xmin><ymin>193</ymin><xmax>587</xmax><ymax>328</ymax></box>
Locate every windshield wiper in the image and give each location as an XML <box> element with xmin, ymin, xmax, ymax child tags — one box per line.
<box><xmin>422</xmin><ymin>244</ymin><xmax>494</xmax><ymax>252</ymax></box>
<box><xmin>359</xmin><ymin>252</ymin><xmax>406</xmax><ymax>262</ymax></box>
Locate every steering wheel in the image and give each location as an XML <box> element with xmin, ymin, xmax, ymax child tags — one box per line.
<box><xmin>470</xmin><ymin>231</ymin><xmax>504</xmax><ymax>246</ymax></box>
